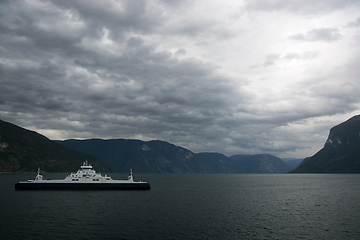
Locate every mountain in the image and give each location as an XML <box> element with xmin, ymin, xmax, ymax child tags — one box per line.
<box><xmin>0</xmin><ymin>119</ymin><xmax>299</xmax><ymax>174</ymax></box>
<box><xmin>282</xmin><ymin>158</ymin><xmax>303</xmax><ymax>170</ymax></box>
<box><xmin>290</xmin><ymin>115</ymin><xmax>360</xmax><ymax>173</ymax></box>
<box><xmin>196</xmin><ymin>152</ymin><xmax>239</xmax><ymax>173</ymax></box>
<box><xmin>58</xmin><ymin>139</ymin><xmax>292</xmax><ymax>174</ymax></box>
<box><xmin>56</xmin><ymin>139</ymin><xmax>211</xmax><ymax>173</ymax></box>
<box><xmin>197</xmin><ymin>152</ymin><xmax>292</xmax><ymax>173</ymax></box>
<box><xmin>230</xmin><ymin>154</ymin><xmax>292</xmax><ymax>173</ymax></box>
<box><xmin>0</xmin><ymin>120</ymin><xmax>114</xmax><ymax>173</ymax></box>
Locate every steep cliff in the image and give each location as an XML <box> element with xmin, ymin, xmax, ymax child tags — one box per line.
<box><xmin>290</xmin><ymin>115</ymin><xmax>360</xmax><ymax>173</ymax></box>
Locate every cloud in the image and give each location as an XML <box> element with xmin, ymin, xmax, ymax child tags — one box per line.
<box><xmin>0</xmin><ymin>0</ymin><xmax>359</xmax><ymax>159</ymax></box>
<box><xmin>262</xmin><ymin>51</ymin><xmax>319</xmax><ymax>66</ymax></box>
<box><xmin>283</xmin><ymin>52</ymin><xmax>301</xmax><ymax>61</ymax></box>
<box><xmin>263</xmin><ymin>53</ymin><xmax>281</xmax><ymax>66</ymax></box>
<box><xmin>244</xmin><ymin>0</ymin><xmax>360</xmax><ymax>15</ymax></box>
<box><xmin>301</xmin><ymin>51</ymin><xmax>319</xmax><ymax>60</ymax></box>
<box><xmin>289</xmin><ymin>28</ymin><xmax>343</xmax><ymax>42</ymax></box>
<box><xmin>345</xmin><ymin>16</ymin><xmax>360</xmax><ymax>28</ymax></box>
<box><xmin>175</xmin><ymin>48</ymin><xmax>187</xmax><ymax>57</ymax></box>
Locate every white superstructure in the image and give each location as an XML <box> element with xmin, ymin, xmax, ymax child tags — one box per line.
<box><xmin>15</xmin><ymin>161</ymin><xmax>150</xmax><ymax>190</ymax></box>
<box><xmin>24</xmin><ymin>161</ymin><xmax>139</xmax><ymax>184</ymax></box>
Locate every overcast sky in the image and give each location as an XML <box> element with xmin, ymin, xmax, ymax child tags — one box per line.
<box><xmin>1</xmin><ymin>0</ymin><xmax>359</xmax><ymax>158</ymax></box>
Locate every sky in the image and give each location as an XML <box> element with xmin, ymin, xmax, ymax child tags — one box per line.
<box><xmin>1</xmin><ymin>0</ymin><xmax>359</xmax><ymax>159</ymax></box>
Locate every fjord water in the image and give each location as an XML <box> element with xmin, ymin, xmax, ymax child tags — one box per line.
<box><xmin>1</xmin><ymin>174</ymin><xmax>359</xmax><ymax>240</ymax></box>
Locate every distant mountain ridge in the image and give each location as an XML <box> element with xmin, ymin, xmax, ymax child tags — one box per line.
<box><xmin>196</xmin><ymin>152</ymin><xmax>238</xmax><ymax>173</ymax></box>
<box><xmin>282</xmin><ymin>158</ymin><xmax>303</xmax><ymax>170</ymax></box>
<box><xmin>3</xmin><ymin>115</ymin><xmax>359</xmax><ymax>174</ymax></box>
<box><xmin>0</xmin><ymin>120</ymin><xmax>114</xmax><ymax>173</ymax></box>
<box><xmin>57</xmin><ymin>139</ymin><xmax>291</xmax><ymax>173</ymax></box>
<box><xmin>230</xmin><ymin>154</ymin><xmax>292</xmax><ymax>173</ymax></box>
<box><xmin>56</xmin><ymin>138</ymin><xmax>211</xmax><ymax>173</ymax></box>
<box><xmin>0</xmin><ymin>118</ymin><xmax>294</xmax><ymax>174</ymax></box>
<box><xmin>290</xmin><ymin>115</ymin><xmax>360</xmax><ymax>173</ymax></box>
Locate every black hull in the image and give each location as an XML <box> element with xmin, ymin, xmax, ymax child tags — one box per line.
<box><xmin>15</xmin><ymin>182</ymin><xmax>151</xmax><ymax>190</ymax></box>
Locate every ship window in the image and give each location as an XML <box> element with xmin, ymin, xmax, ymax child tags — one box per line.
<box><xmin>72</xmin><ymin>179</ymin><xmax>76</xmax><ymax>181</ymax></box>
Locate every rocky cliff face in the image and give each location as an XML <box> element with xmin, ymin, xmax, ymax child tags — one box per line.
<box><xmin>290</xmin><ymin>115</ymin><xmax>360</xmax><ymax>173</ymax></box>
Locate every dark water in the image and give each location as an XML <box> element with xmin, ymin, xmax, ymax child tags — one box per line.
<box><xmin>1</xmin><ymin>173</ymin><xmax>359</xmax><ymax>240</ymax></box>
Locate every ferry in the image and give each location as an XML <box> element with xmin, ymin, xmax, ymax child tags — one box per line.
<box><xmin>14</xmin><ymin>161</ymin><xmax>151</xmax><ymax>190</ymax></box>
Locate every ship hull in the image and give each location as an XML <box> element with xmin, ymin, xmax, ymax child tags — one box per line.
<box><xmin>14</xmin><ymin>182</ymin><xmax>151</xmax><ymax>190</ymax></box>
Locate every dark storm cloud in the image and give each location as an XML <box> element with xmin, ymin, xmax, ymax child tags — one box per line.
<box><xmin>0</xmin><ymin>0</ymin><xmax>359</xmax><ymax>158</ymax></box>
<box><xmin>53</xmin><ymin>0</ymin><xmax>162</xmax><ymax>36</ymax></box>
<box><xmin>0</xmin><ymin>0</ymin><xmax>245</xmax><ymax>142</ymax></box>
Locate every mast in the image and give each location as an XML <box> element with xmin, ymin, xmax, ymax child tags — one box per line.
<box><xmin>128</xmin><ymin>169</ymin><xmax>134</xmax><ymax>182</ymax></box>
<box><xmin>35</xmin><ymin>167</ymin><xmax>43</xmax><ymax>181</ymax></box>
